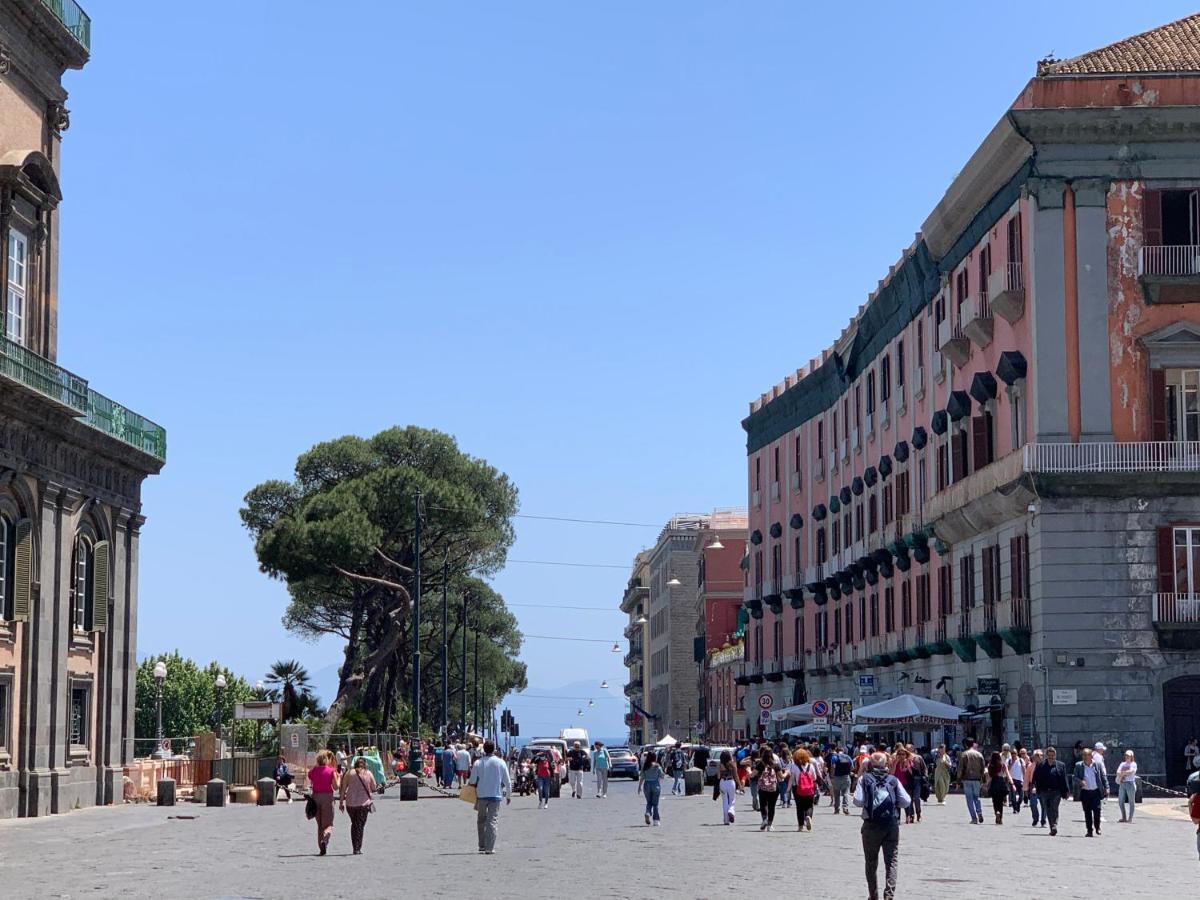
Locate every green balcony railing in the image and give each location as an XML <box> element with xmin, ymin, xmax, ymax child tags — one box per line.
<box><xmin>41</xmin><ymin>0</ymin><xmax>91</xmax><ymax>52</ymax></box>
<box><xmin>84</xmin><ymin>389</ymin><xmax>167</xmax><ymax>461</ymax></box>
<box><xmin>0</xmin><ymin>334</ymin><xmax>88</xmax><ymax>413</ymax></box>
<box><xmin>0</xmin><ymin>336</ymin><xmax>165</xmax><ymax>462</ymax></box>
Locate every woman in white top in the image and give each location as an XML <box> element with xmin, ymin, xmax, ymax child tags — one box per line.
<box><xmin>1007</xmin><ymin>750</ymin><xmax>1026</xmax><ymax>814</ymax></box>
<box><xmin>1115</xmin><ymin>750</ymin><xmax>1138</xmax><ymax>823</ymax></box>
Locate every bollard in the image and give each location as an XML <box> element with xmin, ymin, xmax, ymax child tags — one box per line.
<box><xmin>256</xmin><ymin>777</ymin><xmax>276</xmax><ymax>806</ymax></box>
<box><xmin>683</xmin><ymin>767</ymin><xmax>703</xmax><ymax>796</ymax></box>
<box><xmin>156</xmin><ymin>778</ymin><xmax>177</xmax><ymax>807</ymax></box>
<box><xmin>206</xmin><ymin>778</ymin><xmax>227</xmax><ymax>808</ymax></box>
<box><xmin>398</xmin><ymin>773</ymin><xmax>419</xmax><ymax>801</ymax></box>
<box><xmin>550</xmin><ymin>777</ymin><xmax>561</xmax><ymax>799</ymax></box>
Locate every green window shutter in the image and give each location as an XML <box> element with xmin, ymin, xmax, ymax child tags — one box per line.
<box><xmin>13</xmin><ymin>519</ymin><xmax>32</xmax><ymax>622</ymax></box>
<box><xmin>92</xmin><ymin>540</ymin><xmax>110</xmax><ymax>632</ymax></box>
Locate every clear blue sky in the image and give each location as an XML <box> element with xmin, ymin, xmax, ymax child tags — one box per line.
<box><xmin>55</xmin><ymin>1</ymin><xmax>1195</xmax><ymax>738</ymax></box>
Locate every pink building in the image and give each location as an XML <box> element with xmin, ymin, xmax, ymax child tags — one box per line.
<box><xmin>739</xmin><ymin>15</ymin><xmax>1200</xmax><ymax>783</ymax></box>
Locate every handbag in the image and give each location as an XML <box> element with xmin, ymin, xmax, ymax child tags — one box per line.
<box><xmin>304</xmin><ymin>794</ymin><xmax>317</xmax><ymax>820</ymax></box>
<box><xmin>357</xmin><ymin>772</ymin><xmax>375</xmax><ymax>814</ymax></box>
<box><xmin>459</xmin><ymin>783</ymin><xmax>478</xmax><ymax>805</ymax></box>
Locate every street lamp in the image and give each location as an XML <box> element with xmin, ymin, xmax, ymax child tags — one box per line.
<box><xmin>611</xmin><ymin>643</ymin><xmax>621</xmax><ymax>652</ymax></box>
<box><xmin>153</xmin><ymin>660</ymin><xmax>168</xmax><ymax>758</ymax></box>
<box><xmin>666</xmin><ymin>574</ymin><xmax>682</xmax><ymax>587</ymax></box>
<box><xmin>212</xmin><ymin>673</ymin><xmax>227</xmax><ymax>746</ymax></box>
<box><xmin>706</xmin><ymin>537</ymin><xmax>725</xmax><ymax>551</ymax></box>
<box><xmin>600</xmin><ymin>681</ymin><xmax>609</xmax><ymax>690</ymax></box>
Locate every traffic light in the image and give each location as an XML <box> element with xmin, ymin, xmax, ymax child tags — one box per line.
<box><xmin>510</xmin><ymin>722</ymin><xmax>519</xmax><ymax>737</ymax></box>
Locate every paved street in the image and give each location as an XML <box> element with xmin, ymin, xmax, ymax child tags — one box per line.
<box><xmin>0</xmin><ymin>779</ymin><xmax>1193</xmax><ymax>899</ymax></box>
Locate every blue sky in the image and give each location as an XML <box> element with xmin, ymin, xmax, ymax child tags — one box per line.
<box><xmin>54</xmin><ymin>1</ymin><xmax>1196</xmax><ymax>739</ymax></box>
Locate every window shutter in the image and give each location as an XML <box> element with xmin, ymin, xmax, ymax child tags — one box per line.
<box><xmin>952</xmin><ymin>430</ymin><xmax>968</xmax><ymax>481</ymax></box>
<box><xmin>92</xmin><ymin>540</ymin><xmax>110</xmax><ymax>632</ymax></box>
<box><xmin>13</xmin><ymin>519</ymin><xmax>32</xmax><ymax>622</ymax></box>
<box><xmin>1150</xmin><ymin>368</ymin><xmax>1168</xmax><ymax>441</ymax></box>
<box><xmin>971</xmin><ymin>416</ymin><xmax>989</xmax><ymax>473</ymax></box>
<box><xmin>1143</xmin><ymin>189</ymin><xmax>1163</xmax><ymax>247</ymax></box>
<box><xmin>1157</xmin><ymin>526</ymin><xmax>1176</xmax><ymax>593</ymax></box>
<box><xmin>1009</xmin><ymin>537</ymin><xmax>1020</xmax><ymax>600</ymax></box>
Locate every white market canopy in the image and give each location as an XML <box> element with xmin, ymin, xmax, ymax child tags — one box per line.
<box><xmin>783</xmin><ymin>723</ymin><xmax>869</xmax><ymax>737</ymax></box>
<box><xmin>655</xmin><ymin>734</ymin><xmax>678</xmax><ymax>746</ymax></box>
<box><xmin>770</xmin><ymin>702</ymin><xmax>821</xmax><ymax>722</ymax></box>
<box><xmin>852</xmin><ymin>694</ymin><xmax>966</xmax><ymax>728</ymax></box>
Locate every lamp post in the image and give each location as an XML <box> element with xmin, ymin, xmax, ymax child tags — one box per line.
<box><xmin>255</xmin><ymin>680</ymin><xmax>265</xmax><ymax>752</ymax></box>
<box><xmin>153</xmin><ymin>660</ymin><xmax>168</xmax><ymax>758</ymax></box>
<box><xmin>212</xmin><ymin>673</ymin><xmax>227</xmax><ymax>751</ymax></box>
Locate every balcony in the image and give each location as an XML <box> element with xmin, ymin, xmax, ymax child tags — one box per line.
<box><xmin>1153</xmin><ymin>593</ymin><xmax>1200</xmax><ymax>649</ymax></box>
<box><xmin>962</xmin><ymin>293</ymin><xmax>994</xmax><ymax>348</ymax></box>
<box><xmin>762</xmin><ymin>581</ymin><xmax>783</xmax><ymax>614</ymax></box>
<box><xmin>936</xmin><ymin>316</ymin><xmax>970</xmax><ymax>368</ymax></box>
<box><xmin>988</xmin><ymin>261</ymin><xmax>1025</xmax><ymax>323</ymax></box>
<box><xmin>623</xmin><ymin>644</ymin><xmax>643</xmax><ymax>667</ymax></box>
<box><xmin>783</xmin><ymin>654</ymin><xmax>805</xmax><ymax>678</ymax></box>
<box><xmin>1139</xmin><ymin>245</ymin><xmax>1200</xmax><ymax>304</ymax></box>
<box><xmin>0</xmin><ymin>335</ymin><xmax>166</xmax><ymax>462</ymax></box>
<box><xmin>40</xmin><ymin>0</ymin><xmax>91</xmax><ymax>51</ymax></box>
<box><xmin>734</xmin><ymin>661</ymin><xmax>752</xmax><ymax>686</ymax></box>
<box><xmin>946</xmin><ymin>608</ymin><xmax>977</xmax><ymax>662</ymax></box>
<box><xmin>972</xmin><ymin>602</ymin><xmax>1003</xmax><ymax>659</ymax></box>
<box><xmin>997</xmin><ymin>597</ymin><xmax>1032</xmax><ymax>654</ymax></box>
<box><xmin>763</xmin><ymin>658</ymin><xmax>784</xmax><ymax>682</ymax></box>
<box><xmin>623</xmin><ymin>677</ymin><xmax>643</xmax><ymax>697</ymax></box>
<box><xmin>1024</xmin><ymin>441</ymin><xmax>1200</xmax><ymax>474</ymax></box>
<box><xmin>745</xmin><ymin>660</ymin><xmax>764</xmax><ymax>684</ymax></box>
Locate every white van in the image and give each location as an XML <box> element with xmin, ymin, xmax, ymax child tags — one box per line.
<box><xmin>559</xmin><ymin>727</ymin><xmax>590</xmax><ymax>749</ymax></box>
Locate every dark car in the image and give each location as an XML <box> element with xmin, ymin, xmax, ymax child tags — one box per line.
<box><xmin>608</xmin><ymin>747</ymin><xmax>639</xmax><ymax>779</ymax></box>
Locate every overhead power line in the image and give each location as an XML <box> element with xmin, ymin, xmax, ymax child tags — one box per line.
<box><xmin>507</xmin><ymin>602</ymin><xmax>615</xmax><ymax>611</ymax></box>
<box><xmin>428</xmin><ymin>506</ymin><xmax>658</xmax><ymax>528</ymax></box>
<box><xmin>522</xmin><ymin>634</ymin><xmax>619</xmax><ymax>643</ymax></box>
<box><xmin>508</xmin><ymin>559</ymin><xmax>628</xmax><ymax>570</ymax></box>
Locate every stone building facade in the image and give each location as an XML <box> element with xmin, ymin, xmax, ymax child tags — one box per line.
<box><xmin>740</xmin><ymin>14</ymin><xmax>1200</xmax><ymax>786</ymax></box>
<box><xmin>0</xmin><ymin>0</ymin><xmax>164</xmax><ymax>818</ymax></box>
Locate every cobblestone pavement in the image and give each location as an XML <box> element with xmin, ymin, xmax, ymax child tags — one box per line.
<box><xmin>0</xmin><ymin>779</ymin><xmax>1194</xmax><ymax>899</ymax></box>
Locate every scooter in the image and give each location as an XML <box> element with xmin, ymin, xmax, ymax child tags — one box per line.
<box><xmin>514</xmin><ymin>761</ymin><xmax>536</xmax><ymax>796</ymax></box>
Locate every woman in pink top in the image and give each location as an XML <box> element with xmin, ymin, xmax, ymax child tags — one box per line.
<box><xmin>308</xmin><ymin>749</ymin><xmax>340</xmax><ymax>855</ymax></box>
<box><xmin>340</xmin><ymin>757</ymin><xmax>378</xmax><ymax>854</ymax></box>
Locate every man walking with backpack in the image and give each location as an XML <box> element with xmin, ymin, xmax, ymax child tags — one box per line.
<box><xmin>829</xmin><ymin>744</ymin><xmax>853</xmax><ymax>815</ymax></box>
<box><xmin>854</xmin><ymin>751</ymin><xmax>910</xmax><ymax>900</ymax></box>
<box><xmin>669</xmin><ymin>743</ymin><xmax>687</xmax><ymax>795</ymax></box>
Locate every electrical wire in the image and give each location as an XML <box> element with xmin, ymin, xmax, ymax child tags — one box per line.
<box><xmin>507</xmin><ymin>602</ymin><xmax>614</xmax><ymax>611</ymax></box>
<box><xmin>428</xmin><ymin>506</ymin><xmax>658</xmax><ymax>528</ymax></box>
<box><xmin>522</xmin><ymin>634</ymin><xmax>620</xmax><ymax>643</ymax></box>
<box><xmin>507</xmin><ymin>559</ymin><xmax>628</xmax><ymax>570</ymax></box>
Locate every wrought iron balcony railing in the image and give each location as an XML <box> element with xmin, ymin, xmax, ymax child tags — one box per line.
<box><xmin>41</xmin><ymin>0</ymin><xmax>91</xmax><ymax>51</ymax></box>
<box><xmin>0</xmin><ymin>335</ymin><xmax>166</xmax><ymax>461</ymax></box>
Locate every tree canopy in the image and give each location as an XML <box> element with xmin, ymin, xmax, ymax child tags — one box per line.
<box><xmin>134</xmin><ymin>651</ymin><xmax>255</xmax><ymax>747</ymax></box>
<box><xmin>241</xmin><ymin>426</ymin><xmax>525</xmax><ymax>736</ymax></box>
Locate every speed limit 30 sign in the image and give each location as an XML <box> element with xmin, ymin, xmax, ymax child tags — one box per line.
<box><xmin>757</xmin><ymin>694</ymin><xmax>774</xmax><ymax>710</ymax></box>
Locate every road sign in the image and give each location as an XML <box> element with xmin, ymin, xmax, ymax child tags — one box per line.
<box><xmin>977</xmin><ymin>677</ymin><xmax>1001</xmax><ymax>695</ymax></box>
<box><xmin>758</xmin><ymin>694</ymin><xmax>774</xmax><ymax>710</ymax></box>
<box><xmin>1052</xmin><ymin>689</ymin><xmax>1078</xmax><ymax>706</ymax></box>
<box><xmin>811</xmin><ymin>699</ymin><xmax>830</xmax><ymax>717</ymax></box>
<box><xmin>811</xmin><ymin>716</ymin><xmax>828</xmax><ymax>726</ymax></box>
<box><xmin>759</xmin><ymin>710</ymin><xmax>771</xmax><ymax>725</ymax></box>
<box><xmin>830</xmin><ymin>699</ymin><xmax>853</xmax><ymax>725</ymax></box>
<box><xmin>858</xmin><ymin>675</ymin><xmax>876</xmax><ymax>688</ymax></box>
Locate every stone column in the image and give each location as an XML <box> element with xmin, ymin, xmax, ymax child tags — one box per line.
<box><xmin>1073</xmin><ymin>178</ymin><xmax>1115</xmax><ymax>442</ymax></box>
<box><xmin>123</xmin><ymin>516</ymin><xmax>143</xmax><ymax>767</ymax></box>
<box><xmin>1027</xmin><ymin>178</ymin><xmax>1070</xmax><ymax>443</ymax></box>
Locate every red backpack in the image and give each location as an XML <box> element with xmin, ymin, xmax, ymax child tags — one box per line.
<box><xmin>795</xmin><ymin>765</ymin><xmax>816</xmax><ymax>797</ymax></box>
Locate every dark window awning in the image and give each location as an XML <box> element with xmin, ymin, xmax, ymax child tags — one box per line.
<box><xmin>946</xmin><ymin>390</ymin><xmax>972</xmax><ymax>422</ymax></box>
<box><xmin>996</xmin><ymin>350</ymin><xmax>1028</xmax><ymax>386</ymax></box>
<box><xmin>970</xmin><ymin>371</ymin><xmax>998</xmax><ymax>406</ymax></box>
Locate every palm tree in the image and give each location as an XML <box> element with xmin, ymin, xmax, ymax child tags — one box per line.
<box><xmin>265</xmin><ymin>659</ymin><xmax>315</xmax><ymax>723</ymax></box>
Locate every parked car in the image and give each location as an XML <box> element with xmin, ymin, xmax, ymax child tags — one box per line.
<box><xmin>607</xmin><ymin>746</ymin><xmax>639</xmax><ymax>779</ymax></box>
<box><xmin>704</xmin><ymin>747</ymin><xmax>735</xmax><ymax>785</ymax></box>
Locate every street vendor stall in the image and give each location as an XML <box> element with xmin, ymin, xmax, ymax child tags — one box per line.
<box><xmin>851</xmin><ymin>694</ymin><xmax>966</xmax><ymax>729</ymax></box>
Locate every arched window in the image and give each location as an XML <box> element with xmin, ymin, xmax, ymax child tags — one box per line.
<box><xmin>0</xmin><ymin>514</ymin><xmax>13</xmax><ymax>620</ymax></box>
<box><xmin>72</xmin><ymin>534</ymin><xmax>94</xmax><ymax>631</ymax></box>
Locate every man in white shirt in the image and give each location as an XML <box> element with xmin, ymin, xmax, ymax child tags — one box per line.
<box><xmin>455</xmin><ymin>744</ymin><xmax>472</xmax><ymax>788</ymax></box>
<box><xmin>467</xmin><ymin>741</ymin><xmax>512</xmax><ymax>854</ymax></box>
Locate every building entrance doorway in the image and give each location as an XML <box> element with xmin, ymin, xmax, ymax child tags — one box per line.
<box><xmin>1163</xmin><ymin>674</ymin><xmax>1200</xmax><ymax>787</ymax></box>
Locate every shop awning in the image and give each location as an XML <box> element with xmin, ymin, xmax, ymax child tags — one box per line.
<box><xmin>852</xmin><ymin>694</ymin><xmax>966</xmax><ymax>728</ymax></box>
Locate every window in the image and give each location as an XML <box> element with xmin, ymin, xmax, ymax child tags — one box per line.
<box><xmin>794</xmin><ymin>535</ymin><xmax>801</xmax><ymax>576</ymax></box>
<box><xmin>832</xmin><ymin>411</ymin><xmax>839</xmax><ymax>452</ymax></box>
<box><xmin>868</xmin><ymin>495</ymin><xmax>878</xmax><ymax>534</ymax></box>
<box><xmin>1163</xmin><ymin>369</ymin><xmax>1200</xmax><ymax>441</ymax></box>
<box><xmin>882</xmin><ymin>484</ymin><xmax>893</xmax><ymax>527</ymax></box>
<box><xmin>901</xmin><ymin>579</ymin><xmax>912</xmax><ymax>628</ymax></box>
<box><xmin>773</xmin><ymin>618</ymin><xmax>782</xmax><ymax>661</ymax></box>
<box><xmin>869</xmin><ymin>592</ymin><xmax>879</xmax><ymax>636</ymax></box>
<box><xmin>972</xmin><ymin>412</ymin><xmax>996</xmax><ymax>472</ymax></box>
<box><xmin>955</xmin><ymin>268</ymin><xmax>969</xmax><ymax>326</ymax></box>
<box><xmin>896</xmin><ymin>471</ymin><xmax>911</xmax><ymax>518</ymax></box>
<box><xmin>771</xmin><ymin>543</ymin><xmax>782</xmax><ymax>586</ymax></box>
<box><xmin>978</xmin><ymin>244</ymin><xmax>991</xmax><ymax>303</ymax></box>
<box><xmin>816</xmin><ymin>528</ymin><xmax>827</xmax><ymax>565</ymax></box>
<box><xmin>937</xmin><ymin>440</ymin><xmax>950</xmax><ymax>491</ymax></box>
<box><xmin>817</xmin><ymin>420</ymin><xmax>825</xmax><ymax>457</ymax></box>
<box><xmin>833</xmin><ymin>606</ymin><xmax>841</xmax><ymax>645</ymax></box>
<box><xmin>794</xmin><ymin>435</ymin><xmax>803</xmax><ymax>482</ymax></box>
<box><xmin>6</xmin><ymin>229</ymin><xmax>28</xmax><ymax>345</ymax></box>
<box><xmin>754</xmin><ymin>551</ymin><xmax>763</xmax><ymax>593</ymax></box>
<box><xmin>0</xmin><ymin>514</ymin><xmax>13</xmax><ymax>621</ymax></box>
<box><xmin>884</xmin><ymin>586</ymin><xmax>895</xmax><ymax>632</ymax></box>
<box><xmin>1143</xmin><ymin>188</ymin><xmax>1200</xmax><ymax>248</ymax></box>
<box><xmin>917</xmin><ymin>457</ymin><xmax>927</xmax><ymax>510</ymax></box>
<box><xmin>72</xmin><ymin>535</ymin><xmax>94</xmax><ymax>631</ymax></box>
<box><xmin>858</xmin><ymin>596</ymin><xmax>866</xmax><ymax>641</ymax></box>
<box><xmin>917</xmin><ymin>572</ymin><xmax>930</xmax><ymax>622</ymax></box>
<box><xmin>938</xmin><ymin>563</ymin><xmax>953</xmax><ymax>616</ymax></box>
<box><xmin>70</xmin><ymin>686</ymin><xmax>89</xmax><ymax>748</ymax></box>
<box><xmin>1010</xmin><ymin>389</ymin><xmax>1024</xmax><ymax>450</ymax></box>
<box><xmin>773</xmin><ymin>446</ymin><xmax>780</xmax><ymax>483</ymax></box>
<box><xmin>897</xmin><ymin>340</ymin><xmax>905</xmax><ymax>388</ymax></box>
<box><xmin>880</xmin><ymin>356</ymin><xmax>891</xmax><ymax>403</ymax></box>
<box><xmin>0</xmin><ymin>679</ymin><xmax>8</xmax><ymax>753</ymax></box>
<box><xmin>1007</xmin><ymin>214</ymin><xmax>1023</xmax><ymax>268</ymax></box>
<box><xmin>831</xmin><ymin>520</ymin><xmax>840</xmax><ymax>555</ymax></box>
<box><xmin>1010</xmin><ymin>535</ymin><xmax>1030</xmax><ymax>600</ymax></box>
<box><xmin>866</xmin><ymin>371</ymin><xmax>876</xmax><ymax>415</ymax></box>
<box><xmin>845</xmin><ymin>602</ymin><xmax>854</xmax><ymax>644</ymax></box>
<box><xmin>951</xmin><ymin>427</ymin><xmax>968</xmax><ymax>481</ymax></box>
<box><xmin>854</xmin><ymin>386</ymin><xmax>862</xmax><ymax>436</ymax></box>
<box><xmin>794</xmin><ymin>615</ymin><xmax>804</xmax><ymax>655</ymax></box>
<box><xmin>755</xmin><ymin>456</ymin><xmax>761</xmax><ymax>491</ymax></box>
<box><xmin>854</xmin><ymin>504</ymin><xmax>863</xmax><ymax>543</ymax></box>
<box><xmin>960</xmin><ymin>553</ymin><xmax>976</xmax><ymax>608</ymax></box>
<box><xmin>1175</xmin><ymin>526</ymin><xmax>1200</xmax><ymax>593</ymax></box>
<box><xmin>982</xmin><ymin>545</ymin><xmax>1001</xmax><ymax>605</ymax></box>
<box><xmin>916</xmin><ymin>319</ymin><xmax>925</xmax><ymax>365</ymax></box>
